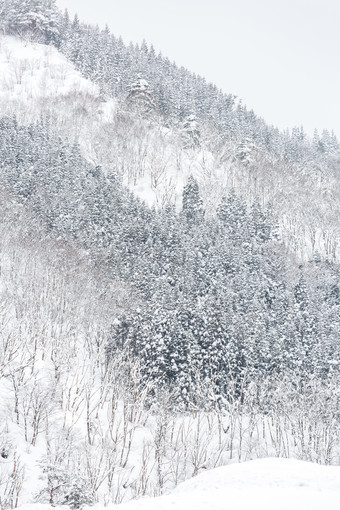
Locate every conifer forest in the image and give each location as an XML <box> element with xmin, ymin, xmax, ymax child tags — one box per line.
<box><xmin>0</xmin><ymin>1</ymin><xmax>340</xmax><ymax>509</ymax></box>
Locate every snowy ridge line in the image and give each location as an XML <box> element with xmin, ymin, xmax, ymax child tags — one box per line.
<box><xmin>0</xmin><ymin>34</ymin><xmax>340</xmax><ymax>261</ymax></box>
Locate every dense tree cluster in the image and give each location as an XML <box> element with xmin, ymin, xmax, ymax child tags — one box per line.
<box><xmin>1</xmin><ymin>4</ymin><xmax>340</xmax><ymax>507</ymax></box>
<box><xmin>2</xmin><ymin>1</ymin><xmax>340</xmax><ymax>263</ymax></box>
<box><xmin>0</xmin><ymin>0</ymin><xmax>60</xmax><ymax>45</ymax></box>
<box><xmin>2</xmin><ymin>1</ymin><xmax>338</xmax><ymax>162</ymax></box>
<box><xmin>57</xmin><ymin>14</ymin><xmax>339</xmax><ymax>163</ymax></box>
<box><xmin>1</xmin><ymin>117</ymin><xmax>339</xmax><ymax>407</ymax></box>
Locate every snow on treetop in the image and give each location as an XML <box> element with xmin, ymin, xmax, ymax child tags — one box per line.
<box><xmin>130</xmin><ymin>76</ymin><xmax>150</xmax><ymax>92</ymax></box>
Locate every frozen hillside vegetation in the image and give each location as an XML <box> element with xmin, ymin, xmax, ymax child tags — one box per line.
<box><xmin>0</xmin><ymin>35</ymin><xmax>99</xmax><ymax>121</ymax></box>
<box><xmin>1</xmin><ymin>1</ymin><xmax>340</xmax><ymax>509</ymax></box>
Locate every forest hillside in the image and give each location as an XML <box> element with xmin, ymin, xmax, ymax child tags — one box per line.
<box><xmin>0</xmin><ymin>1</ymin><xmax>339</xmax><ymax>509</ymax></box>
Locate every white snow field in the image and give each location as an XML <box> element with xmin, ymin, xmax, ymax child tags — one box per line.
<box><xmin>0</xmin><ymin>35</ymin><xmax>99</xmax><ymax>114</ymax></box>
<box><xmin>108</xmin><ymin>458</ymin><xmax>340</xmax><ymax>510</ymax></box>
<box><xmin>20</xmin><ymin>458</ymin><xmax>340</xmax><ymax>510</ymax></box>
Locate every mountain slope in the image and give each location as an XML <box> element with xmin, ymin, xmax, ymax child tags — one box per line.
<box><xmin>0</xmin><ymin>26</ymin><xmax>340</xmax><ymax>261</ymax></box>
<box><xmin>0</xmin><ymin>35</ymin><xmax>99</xmax><ymax>122</ymax></box>
<box><xmin>0</xmin><ymin>2</ymin><xmax>340</xmax><ymax>509</ymax></box>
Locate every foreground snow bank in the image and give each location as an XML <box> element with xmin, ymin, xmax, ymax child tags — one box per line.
<box><xmin>99</xmin><ymin>458</ymin><xmax>340</xmax><ymax>510</ymax></box>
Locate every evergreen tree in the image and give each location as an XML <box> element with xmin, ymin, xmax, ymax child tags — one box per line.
<box><xmin>181</xmin><ymin>114</ymin><xmax>200</xmax><ymax>148</ymax></box>
<box><xmin>182</xmin><ymin>175</ymin><xmax>204</xmax><ymax>225</ymax></box>
<box><xmin>2</xmin><ymin>0</ymin><xmax>60</xmax><ymax>44</ymax></box>
<box><xmin>217</xmin><ymin>189</ymin><xmax>248</xmax><ymax>244</ymax></box>
<box><xmin>127</xmin><ymin>74</ymin><xmax>156</xmax><ymax>116</ymax></box>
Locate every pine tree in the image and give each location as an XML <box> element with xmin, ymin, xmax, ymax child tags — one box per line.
<box><xmin>2</xmin><ymin>0</ymin><xmax>60</xmax><ymax>45</ymax></box>
<box><xmin>217</xmin><ymin>189</ymin><xmax>248</xmax><ymax>244</ymax></box>
<box><xmin>181</xmin><ymin>114</ymin><xmax>200</xmax><ymax>148</ymax></box>
<box><xmin>127</xmin><ymin>74</ymin><xmax>156</xmax><ymax>116</ymax></box>
<box><xmin>250</xmin><ymin>200</ymin><xmax>272</xmax><ymax>244</ymax></box>
<box><xmin>182</xmin><ymin>175</ymin><xmax>204</xmax><ymax>225</ymax></box>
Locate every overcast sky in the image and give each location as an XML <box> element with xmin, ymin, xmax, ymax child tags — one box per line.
<box><xmin>56</xmin><ymin>0</ymin><xmax>340</xmax><ymax>138</ymax></box>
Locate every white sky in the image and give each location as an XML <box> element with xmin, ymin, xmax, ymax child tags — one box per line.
<box><xmin>56</xmin><ymin>0</ymin><xmax>340</xmax><ymax>138</ymax></box>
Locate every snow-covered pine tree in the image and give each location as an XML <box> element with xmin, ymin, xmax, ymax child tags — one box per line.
<box><xmin>127</xmin><ymin>74</ymin><xmax>156</xmax><ymax>116</ymax></box>
<box><xmin>217</xmin><ymin>189</ymin><xmax>248</xmax><ymax>244</ymax></box>
<box><xmin>182</xmin><ymin>175</ymin><xmax>204</xmax><ymax>225</ymax></box>
<box><xmin>181</xmin><ymin>114</ymin><xmax>200</xmax><ymax>148</ymax></box>
<box><xmin>1</xmin><ymin>0</ymin><xmax>60</xmax><ymax>45</ymax></box>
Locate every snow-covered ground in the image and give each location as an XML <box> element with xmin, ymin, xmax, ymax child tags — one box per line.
<box><xmin>0</xmin><ymin>35</ymin><xmax>99</xmax><ymax>113</ymax></box>
<box><xmin>20</xmin><ymin>458</ymin><xmax>340</xmax><ymax>510</ymax></box>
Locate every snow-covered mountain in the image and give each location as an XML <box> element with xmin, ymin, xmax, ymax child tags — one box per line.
<box><xmin>1</xmin><ymin>2</ymin><xmax>340</xmax><ymax>510</ymax></box>
<box><xmin>0</xmin><ymin>30</ymin><xmax>339</xmax><ymax>262</ymax></box>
